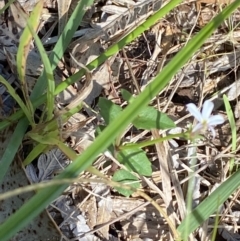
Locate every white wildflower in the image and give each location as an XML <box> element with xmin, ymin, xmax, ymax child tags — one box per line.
<box><xmin>186</xmin><ymin>100</ymin><xmax>224</xmax><ymax>138</ymax></box>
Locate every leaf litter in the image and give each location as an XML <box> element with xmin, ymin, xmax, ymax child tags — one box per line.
<box><xmin>0</xmin><ymin>0</ymin><xmax>240</xmax><ymax>240</ymax></box>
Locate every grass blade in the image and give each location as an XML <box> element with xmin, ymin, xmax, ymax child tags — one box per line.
<box><xmin>0</xmin><ymin>0</ymin><xmax>183</xmax><ymax>130</ymax></box>
<box><xmin>16</xmin><ymin>1</ymin><xmax>43</xmax><ymax>125</ymax></box>
<box><xmin>23</xmin><ymin>143</ymin><xmax>48</xmax><ymax>166</ymax></box>
<box><xmin>0</xmin><ymin>0</ymin><xmax>93</xmax><ymax>184</ymax></box>
<box><xmin>177</xmin><ymin>168</ymin><xmax>240</xmax><ymax>237</ymax></box>
<box><xmin>30</xmin><ymin>0</ymin><xmax>94</xmax><ymax>98</ymax></box>
<box><xmin>22</xmin><ymin>3</ymin><xmax>55</xmax><ymax>121</ymax></box>
<box><xmin>223</xmin><ymin>94</ymin><xmax>237</xmax><ymax>171</ymax></box>
<box><xmin>0</xmin><ymin>0</ymin><xmax>15</xmax><ymax>15</ymax></box>
<box><xmin>0</xmin><ymin>76</ymin><xmax>32</xmax><ymax>123</ymax></box>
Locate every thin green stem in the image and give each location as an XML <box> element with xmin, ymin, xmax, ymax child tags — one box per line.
<box><xmin>183</xmin><ymin>144</ymin><xmax>197</xmax><ymax>241</ymax></box>
<box><xmin>120</xmin><ymin>132</ymin><xmax>188</xmax><ymax>150</ymax></box>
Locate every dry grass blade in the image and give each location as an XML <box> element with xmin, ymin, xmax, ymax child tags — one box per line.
<box><xmin>152</xmin><ymin>130</ymin><xmax>176</xmax><ymax>232</ymax></box>
<box><xmin>57</xmin><ymin>0</ymin><xmax>72</xmax><ymax>36</ymax></box>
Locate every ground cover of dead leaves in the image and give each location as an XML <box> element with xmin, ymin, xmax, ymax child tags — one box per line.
<box><xmin>1</xmin><ymin>0</ymin><xmax>240</xmax><ymax>240</ymax></box>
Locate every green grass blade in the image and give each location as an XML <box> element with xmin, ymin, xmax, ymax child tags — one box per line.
<box><xmin>30</xmin><ymin>0</ymin><xmax>94</xmax><ymax>98</ymax></box>
<box><xmin>0</xmin><ymin>0</ymin><xmax>183</xmax><ymax>130</ymax></box>
<box><xmin>0</xmin><ymin>0</ymin><xmax>93</xmax><ymax>183</ymax></box>
<box><xmin>54</xmin><ymin>0</ymin><xmax>185</xmax><ymax>94</ymax></box>
<box><xmin>24</xmin><ymin>101</ymin><xmax>83</xmax><ymax>166</ymax></box>
<box><xmin>177</xmin><ymin>168</ymin><xmax>240</xmax><ymax>237</ymax></box>
<box><xmin>0</xmin><ymin>119</ymin><xmax>28</xmax><ymax>184</ymax></box>
<box><xmin>0</xmin><ymin>95</ymin><xmax>44</xmax><ymax>130</ymax></box>
<box><xmin>211</xmin><ymin>208</ymin><xmax>220</xmax><ymax>241</ymax></box>
<box><xmin>0</xmin><ymin>1</ymin><xmax>239</xmax><ymax>240</ymax></box>
<box><xmin>183</xmin><ymin>145</ymin><xmax>197</xmax><ymax>240</ymax></box>
<box><xmin>23</xmin><ymin>143</ymin><xmax>48</xmax><ymax>166</ymax></box>
<box><xmin>23</xmin><ymin>3</ymin><xmax>55</xmax><ymax>121</ymax></box>
<box><xmin>0</xmin><ymin>0</ymin><xmax>93</xmax><ymax>131</ymax></box>
<box><xmin>223</xmin><ymin>94</ymin><xmax>237</xmax><ymax>171</ymax></box>
<box><xmin>0</xmin><ymin>76</ymin><xmax>32</xmax><ymax>123</ymax></box>
<box><xmin>16</xmin><ymin>1</ymin><xmax>43</xmax><ymax>125</ymax></box>
<box><xmin>0</xmin><ymin>0</ymin><xmax>15</xmax><ymax>15</ymax></box>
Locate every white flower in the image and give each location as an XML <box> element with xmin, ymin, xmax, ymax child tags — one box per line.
<box><xmin>186</xmin><ymin>100</ymin><xmax>224</xmax><ymax>138</ymax></box>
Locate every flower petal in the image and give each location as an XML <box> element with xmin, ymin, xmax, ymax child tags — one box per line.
<box><xmin>186</xmin><ymin>103</ymin><xmax>203</xmax><ymax>122</ymax></box>
<box><xmin>208</xmin><ymin>115</ymin><xmax>224</xmax><ymax>126</ymax></box>
<box><xmin>202</xmin><ymin>100</ymin><xmax>214</xmax><ymax>120</ymax></box>
<box><xmin>192</xmin><ymin>122</ymin><xmax>203</xmax><ymax>133</ymax></box>
<box><xmin>209</xmin><ymin>126</ymin><xmax>216</xmax><ymax>139</ymax></box>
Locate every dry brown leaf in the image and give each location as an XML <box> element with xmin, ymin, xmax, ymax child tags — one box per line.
<box><xmin>57</xmin><ymin>0</ymin><xmax>72</xmax><ymax>36</ymax></box>
<box><xmin>80</xmin><ymin>195</ymin><xmax>97</xmax><ymax>229</ymax></box>
<box><xmin>96</xmin><ymin>197</ymin><xmax>112</xmax><ymax>239</ymax></box>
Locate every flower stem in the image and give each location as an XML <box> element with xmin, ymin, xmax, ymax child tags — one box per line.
<box><xmin>119</xmin><ymin>132</ymin><xmax>189</xmax><ymax>150</ymax></box>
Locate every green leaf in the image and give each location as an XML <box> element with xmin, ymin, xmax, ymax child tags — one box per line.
<box><xmin>122</xmin><ymin>89</ymin><xmax>175</xmax><ymax>130</ymax></box>
<box><xmin>117</xmin><ymin>148</ymin><xmax>152</xmax><ymax>176</ymax></box>
<box><xmin>98</xmin><ymin>98</ymin><xmax>122</xmax><ymax>125</ymax></box>
<box><xmin>133</xmin><ymin>106</ymin><xmax>175</xmax><ymax>130</ymax></box>
<box><xmin>112</xmin><ymin>169</ymin><xmax>140</xmax><ymax>197</ymax></box>
<box><xmin>121</xmin><ymin>89</ymin><xmax>134</xmax><ymax>103</ymax></box>
<box><xmin>95</xmin><ymin>125</ymin><xmax>105</xmax><ymax>136</ymax></box>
